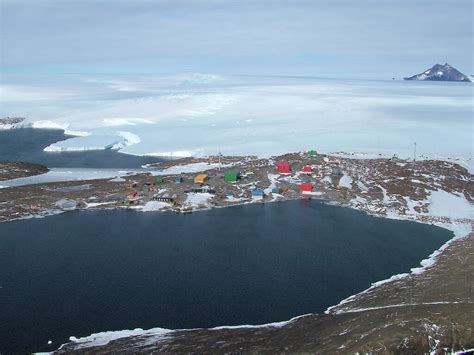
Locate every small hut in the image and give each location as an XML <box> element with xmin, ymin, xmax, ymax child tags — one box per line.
<box><xmin>303</xmin><ymin>166</ymin><xmax>313</xmax><ymax>173</ymax></box>
<box><xmin>194</xmin><ymin>174</ymin><xmax>208</xmax><ymax>184</ymax></box>
<box><xmin>276</xmin><ymin>161</ymin><xmax>291</xmax><ymax>174</ymax></box>
<box><xmin>251</xmin><ymin>189</ymin><xmax>265</xmax><ymax>200</ymax></box>
<box><xmin>175</xmin><ymin>176</ymin><xmax>183</xmax><ymax>184</ymax></box>
<box><xmin>300</xmin><ymin>183</ymin><xmax>313</xmax><ymax>193</ymax></box>
<box><xmin>224</xmin><ymin>171</ymin><xmax>240</xmax><ymax>183</ymax></box>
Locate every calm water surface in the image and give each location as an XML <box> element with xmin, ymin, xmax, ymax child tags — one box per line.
<box><xmin>0</xmin><ymin>128</ymin><xmax>161</xmax><ymax>168</ymax></box>
<box><xmin>0</xmin><ymin>201</ymin><xmax>452</xmax><ymax>354</ymax></box>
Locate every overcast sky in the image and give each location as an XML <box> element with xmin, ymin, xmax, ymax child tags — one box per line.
<box><xmin>1</xmin><ymin>0</ymin><xmax>472</xmax><ymax>79</ymax></box>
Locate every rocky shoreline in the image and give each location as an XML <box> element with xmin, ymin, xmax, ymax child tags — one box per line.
<box><xmin>0</xmin><ymin>161</ymin><xmax>48</xmax><ymax>181</ymax></box>
<box><xmin>0</xmin><ymin>152</ymin><xmax>471</xmax><ymax>225</ymax></box>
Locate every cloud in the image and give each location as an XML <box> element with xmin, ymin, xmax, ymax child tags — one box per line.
<box><xmin>1</xmin><ymin>0</ymin><xmax>472</xmax><ymax>77</ymax></box>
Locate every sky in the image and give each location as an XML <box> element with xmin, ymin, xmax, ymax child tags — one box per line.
<box><xmin>0</xmin><ymin>0</ymin><xmax>473</xmax><ymax>79</ymax></box>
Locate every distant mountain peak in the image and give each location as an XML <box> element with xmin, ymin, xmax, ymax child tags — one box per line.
<box><xmin>404</xmin><ymin>63</ymin><xmax>471</xmax><ymax>82</ymax></box>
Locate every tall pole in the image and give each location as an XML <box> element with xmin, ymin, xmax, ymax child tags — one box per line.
<box><xmin>377</xmin><ymin>136</ymin><xmax>380</xmax><ymax>156</ymax></box>
<box><xmin>413</xmin><ymin>142</ymin><xmax>417</xmax><ymax>162</ymax></box>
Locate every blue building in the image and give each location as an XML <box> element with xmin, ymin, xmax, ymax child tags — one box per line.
<box><xmin>251</xmin><ymin>189</ymin><xmax>265</xmax><ymax>200</ymax></box>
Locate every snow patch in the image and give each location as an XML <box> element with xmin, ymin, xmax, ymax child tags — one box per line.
<box><xmin>64</xmin><ymin>328</ymin><xmax>173</xmax><ymax>350</ymax></box>
<box><xmin>141</xmin><ymin>201</ymin><xmax>170</xmax><ymax>212</ymax></box>
<box><xmin>183</xmin><ymin>193</ymin><xmax>213</xmax><ymax>208</ymax></box>
<box><xmin>339</xmin><ymin>174</ymin><xmax>353</xmax><ymax>188</ymax></box>
<box><xmin>148</xmin><ymin>162</ymin><xmax>233</xmax><ymax>175</ymax></box>
<box><xmin>85</xmin><ymin>201</ymin><xmax>116</xmax><ymax>208</ymax></box>
<box><xmin>428</xmin><ymin>190</ymin><xmax>472</xmax><ymax>220</ymax></box>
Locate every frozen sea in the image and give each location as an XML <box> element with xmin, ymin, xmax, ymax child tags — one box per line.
<box><xmin>1</xmin><ymin>73</ymin><xmax>472</xmax><ymax>162</ymax></box>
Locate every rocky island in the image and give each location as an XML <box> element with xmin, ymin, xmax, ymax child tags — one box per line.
<box><xmin>0</xmin><ymin>161</ymin><xmax>48</xmax><ymax>181</ymax></box>
<box><xmin>404</xmin><ymin>63</ymin><xmax>472</xmax><ymax>82</ymax></box>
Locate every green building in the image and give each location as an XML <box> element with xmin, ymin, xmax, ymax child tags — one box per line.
<box><xmin>155</xmin><ymin>177</ymin><xmax>165</xmax><ymax>185</ymax></box>
<box><xmin>224</xmin><ymin>171</ymin><xmax>240</xmax><ymax>183</ymax></box>
<box><xmin>308</xmin><ymin>150</ymin><xmax>318</xmax><ymax>157</ymax></box>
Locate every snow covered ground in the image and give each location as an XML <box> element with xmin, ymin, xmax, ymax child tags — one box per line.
<box><xmin>141</xmin><ymin>201</ymin><xmax>171</xmax><ymax>212</ymax></box>
<box><xmin>427</xmin><ymin>190</ymin><xmax>472</xmax><ymax>220</ymax></box>
<box><xmin>1</xmin><ymin>74</ymin><xmax>472</xmax><ymax>162</ymax></box>
<box><xmin>182</xmin><ymin>192</ymin><xmax>213</xmax><ymax>209</ymax></box>
<box><xmin>59</xmin><ymin>313</ymin><xmax>309</xmax><ymax>351</ymax></box>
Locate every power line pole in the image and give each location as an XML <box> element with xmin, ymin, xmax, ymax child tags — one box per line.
<box><xmin>218</xmin><ymin>150</ymin><xmax>222</xmax><ymax>171</ymax></box>
<box><xmin>413</xmin><ymin>142</ymin><xmax>417</xmax><ymax>162</ymax></box>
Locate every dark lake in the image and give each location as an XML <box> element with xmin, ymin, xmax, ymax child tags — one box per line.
<box><xmin>0</xmin><ymin>200</ymin><xmax>452</xmax><ymax>354</ymax></box>
<box><xmin>0</xmin><ymin>128</ymin><xmax>161</xmax><ymax>168</ymax></box>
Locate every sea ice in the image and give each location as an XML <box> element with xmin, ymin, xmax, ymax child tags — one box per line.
<box><xmin>2</xmin><ymin>74</ymin><xmax>471</xmax><ymax>161</ymax></box>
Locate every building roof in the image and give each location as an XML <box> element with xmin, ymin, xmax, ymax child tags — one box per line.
<box><xmin>224</xmin><ymin>170</ymin><xmax>240</xmax><ymax>182</ymax></box>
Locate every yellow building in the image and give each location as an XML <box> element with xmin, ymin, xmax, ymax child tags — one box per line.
<box><xmin>194</xmin><ymin>173</ymin><xmax>208</xmax><ymax>184</ymax></box>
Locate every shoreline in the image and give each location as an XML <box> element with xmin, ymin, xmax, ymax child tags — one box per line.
<box><xmin>1</xmin><ymin>126</ymin><xmax>472</xmax><ymax>172</ymax></box>
<box><xmin>54</xmin><ymin>224</ymin><xmax>473</xmax><ymax>354</ymax></box>
<box><xmin>1</xmin><ymin>152</ymin><xmax>472</xmax><ymax>353</ymax></box>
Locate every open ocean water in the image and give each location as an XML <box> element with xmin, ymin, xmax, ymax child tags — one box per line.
<box><xmin>0</xmin><ymin>128</ymin><xmax>161</xmax><ymax>168</ymax></box>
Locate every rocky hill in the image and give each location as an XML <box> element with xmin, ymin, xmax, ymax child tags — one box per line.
<box><xmin>404</xmin><ymin>63</ymin><xmax>472</xmax><ymax>82</ymax></box>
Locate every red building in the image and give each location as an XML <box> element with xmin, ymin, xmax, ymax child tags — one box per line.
<box><xmin>303</xmin><ymin>166</ymin><xmax>313</xmax><ymax>173</ymax></box>
<box><xmin>329</xmin><ymin>156</ymin><xmax>339</xmax><ymax>164</ymax></box>
<box><xmin>276</xmin><ymin>160</ymin><xmax>291</xmax><ymax>174</ymax></box>
<box><xmin>300</xmin><ymin>183</ymin><xmax>313</xmax><ymax>193</ymax></box>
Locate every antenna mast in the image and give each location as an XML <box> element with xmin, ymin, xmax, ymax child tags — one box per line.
<box><xmin>413</xmin><ymin>142</ymin><xmax>417</xmax><ymax>162</ymax></box>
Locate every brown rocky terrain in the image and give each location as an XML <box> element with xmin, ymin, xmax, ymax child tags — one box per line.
<box><xmin>0</xmin><ymin>161</ymin><xmax>48</xmax><ymax>181</ymax></box>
